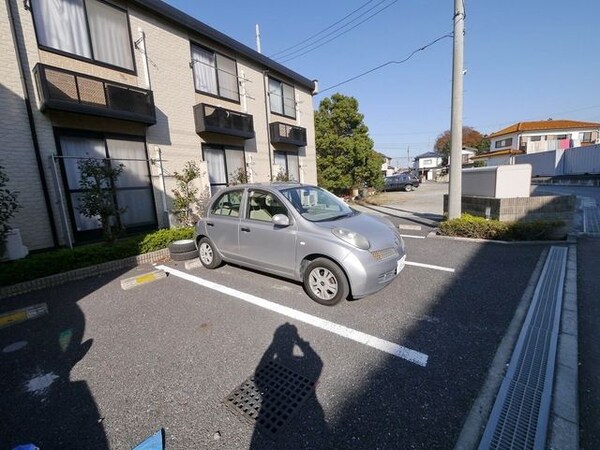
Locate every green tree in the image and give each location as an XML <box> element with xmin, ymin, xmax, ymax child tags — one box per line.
<box><xmin>315</xmin><ymin>93</ymin><xmax>384</xmax><ymax>194</ymax></box>
<box><xmin>434</xmin><ymin>126</ymin><xmax>490</xmax><ymax>163</ymax></box>
<box><xmin>77</xmin><ymin>158</ymin><xmax>126</xmax><ymax>243</ymax></box>
<box><xmin>172</xmin><ymin>161</ymin><xmax>210</xmax><ymax>226</ymax></box>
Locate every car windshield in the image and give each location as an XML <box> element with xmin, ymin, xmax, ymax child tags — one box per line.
<box><xmin>281</xmin><ymin>186</ymin><xmax>354</xmax><ymax>222</ymax></box>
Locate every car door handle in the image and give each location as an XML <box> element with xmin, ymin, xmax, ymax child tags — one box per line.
<box><xmin>206</xmin><ymin>222</ymin><xmax>214</xmax><ymax>227</ymax></box>
<box><xmin>241</xmin><ymin>227</ymin><xmax>251</xmax><ymax>232</ymax></box>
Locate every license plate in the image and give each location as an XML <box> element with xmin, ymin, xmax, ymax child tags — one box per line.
<box><xmin>396</xmin><ymin>256</ymin><xmax>406</xmax><ymax>274</ymax></box>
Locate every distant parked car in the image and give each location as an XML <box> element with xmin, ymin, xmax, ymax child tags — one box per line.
<box><xmin>383</xmin><ymin>173</ymin><xmax>420</xmax><ymax>192</ymax></box>
<box><xmin>194</xmin><ymin>183</ymin><xmax>406</xmax><ymax>306</ymax></box>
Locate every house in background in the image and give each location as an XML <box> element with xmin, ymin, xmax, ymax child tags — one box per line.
<box><xmin>414</xmin><ymin>152</ymin><xmax>444</xmax><ymax>180</ymax></box>
<box><xmin>380</xmin><ymin>154</ymin><xmax>395</xmax><ymax>177</ymax></box>
<box><xmin>1</xmin><ymin>0</ymin><xmax>317</xmax><ymax>252</ymax></box>
<box><xmin>473</xmin><ymin>119</ymin><xmax>600</xmax><ymax>167</ymax></box>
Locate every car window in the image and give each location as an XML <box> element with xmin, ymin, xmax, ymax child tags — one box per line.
<box><xmin>281</xmin><ymin>186</ymin><xmax>352</xmax><ymax>222</ymax></box>
<box><xmin>210</xmin><ymin>190</ymin><xmax>242</xmax><ymax>217</ymax></box>
<box><xmin>247</xmin><ymin>190</ymin><xmax>287</xmax><ymax>222</ymax></box>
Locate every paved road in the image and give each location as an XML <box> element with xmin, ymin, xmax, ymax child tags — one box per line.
<box><xmin>577</xmin><ymin>237</ymin><xmax>600</xmax><ymax>450</ymax></box>
<box><xmin>0</xmin><ymin>229</ymin><xmax>546</xmax><ymax>449</ymax></box>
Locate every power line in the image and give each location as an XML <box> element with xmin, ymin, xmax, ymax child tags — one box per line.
<box><xmin>319</xmin><ymin>32</ymin><xmax>453</xmax><ymax>94</ymax></box>
<box><xmin>269</xmin><ymin>0</ymin><xmax>377</xmax><ymax>58</ymax></box>
<box><xmin>277</xmin><ymin>0</ymin><xmax>399</xmax><ymax>63</ymax></box>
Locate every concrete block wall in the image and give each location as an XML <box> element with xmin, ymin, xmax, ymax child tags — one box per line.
<box><xmin>444</xmin><ymin>194</ymin><xmax>576</xmax><ymax>225</ymax></box>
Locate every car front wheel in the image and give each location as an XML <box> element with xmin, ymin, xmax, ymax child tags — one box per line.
<box><xmin>198</xmin><ymin>237</ymin><xmax>222</xmax><ymax>269</ymax></box>
<box><xmin>404</xmin><ymin>184</ymin><xmax>413</xmax><ymax>192</ymax></box>
<box><xmin>303</xmin><ymin>258</ymin><xmax>349</xmax><ymax>306</ymax></box>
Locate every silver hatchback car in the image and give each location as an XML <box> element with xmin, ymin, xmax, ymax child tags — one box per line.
<box><xmin>194</xmin><ymin>183</ymin><xmax>406</xmax><ymax>306</ymax></box>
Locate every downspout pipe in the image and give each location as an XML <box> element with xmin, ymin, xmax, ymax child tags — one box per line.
<box><xmin>262</xmin><ymin>70</ymin><xmax>273</xmax><ymax>180</ymax></box>
<box><xmin>7</xmin><ymin>0</ymin><xmax>59</xmax><ymax>247</ymax></box>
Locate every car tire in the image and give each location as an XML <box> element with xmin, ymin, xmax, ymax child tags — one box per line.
<box><xmin>170</xmin><ymin>249</ymin><xmax>198</xmax><ymax>261</ymax></box>
<box><xmin>198</xmin><ymin>237</ymin><xmax>222</xmax><ymax>269</ymax></box>
<box><xmin>404</xmin><ymin>184</ymin><xmax>413</xmax><ymax>192</ymax></box>
<box><xmin>168</xmin><ymin>239</ymin><xmax>196</xmax><ymax>254</ymax></box>
<box><xmin>303</xmin><ymin>258</ymin><xmax>349</xmax><ymax>306</ymax></box>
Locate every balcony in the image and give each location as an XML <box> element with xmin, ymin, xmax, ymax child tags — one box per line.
<box><xmin>33</xmin><ymin>64</ymin><xmax>156</xmax><ymax>125</ymax></box>
<box><xmin>193</xmin><ymin>103</ymin><xmax>254</xmax><ymax>139</ymax></box>
<box><xmin>270</xmin><ymin>122</ymin><xmax>307</xmax><ymax>147</ymax></box>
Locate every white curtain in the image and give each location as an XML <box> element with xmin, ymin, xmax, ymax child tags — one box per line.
<box><xmin>32</xmin><ymin>0</ymin><xmax>91</xmax><ymax>58</ymax></box>
<box><xmin>287</xmin><ymin>153</ymin><xmax>299</xmax><ymax>181</ymax></box>
<box><xmin>192</xmin><ymin>46</ymin><xmax>218</xmax><ymax>95</ymax></box>
<box><xmin>86</xmin><ymin>0</ymin><xmax>134</xmax><ymax>70</ymax></box>
<box><xmin>283</xmin><ymin>83</ymin><xmax>296</xmax><ymax>118</ymax></box>
<box><xmin>216</xmin><ymin>54</ymin><xmax>238</xmax><ymax>101</ymax></box>
<box><xmin>274</xmin><ymin>152</ymin><xmax>286</xmax><ymax>171</ymax></box>
<box><xmin>269</xmin><ymin>79</ymin><xmax>283</xmax><ymax>114</ymax></box>
<box><xmin>107</xmin><ymin>139</ymin><xmax>148</xmax><ymax>188</ymax></box>
<box><xmin>60</xmin><ymin>136</ymin><xmax>106</xmax><ymax>190</ymax></box>
<box><xmin>204</xmin><ymin>147</ymin><xmax>227</xmax><ymax>185</ymax></box>
<box><xmin>225</xmin><ymin>148</ymin><xmax>244</xmax><ymax>180</ymax></box>
<box><xmin>117</xmin><ymin>190</ymin><xmax>155</xmax><ymax>226</ymax></box>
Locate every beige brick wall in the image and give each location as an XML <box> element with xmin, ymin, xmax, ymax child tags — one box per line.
<box><xmin>3</xmin><ymin>0</ymin><xmax>317</xmax><ymax>247</ymax></box>
<box><xmin>1</xmin><ymin>0</ymin><xmax>54</xmax><ymax>250</ymax></box>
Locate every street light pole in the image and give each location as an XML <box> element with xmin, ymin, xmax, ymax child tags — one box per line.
<box><xmin>448</xmin><ymin>0</ymin><xmax>465</xmax><ymax>219</ymax></box>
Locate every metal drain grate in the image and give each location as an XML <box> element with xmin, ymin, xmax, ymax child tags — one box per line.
<box><xmin>479</xmin><ymin>246</ymin><xmax>567</xmax><ymax>450</ymax></box>
<box><xmin>224</xmin><ymin>360</ymin><xmax>316</xmax><ymax>436</ymax></box>
<box><xmin>583</xmin><ymin>207</ymin><xmax>600</xmax><ymax>234</ymax></box>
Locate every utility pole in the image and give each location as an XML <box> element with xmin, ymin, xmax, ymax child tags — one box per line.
<box><xmin>407</xmin><ymin>146</ymin><xmax>410</xmax><ymax>171</ymax></box>
<box><xmin>448</xmin><ymin>0</ymin><xmax>465</xmax><ymax>219</ymax></box>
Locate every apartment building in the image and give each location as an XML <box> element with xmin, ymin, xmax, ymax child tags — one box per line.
<box><xmin>1</xmin><ymin>0</ymin><xmax>318</xmax><ymax>252</ymax></box>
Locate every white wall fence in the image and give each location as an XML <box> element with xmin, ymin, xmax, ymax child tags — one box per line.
<box><xmin>515</xmin><ymin>144</ymin><xmax>600</xmax><ymax>176</ymax></box>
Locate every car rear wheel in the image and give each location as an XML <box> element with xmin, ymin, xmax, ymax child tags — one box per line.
<box><xmin>404</xmin><ymin>184</ymin><xmax>414</xmax><ymax>192</ymax></box>
<box><xmin>303</xmin><ymin>258</ymin><xmax>349</xmax><ymax>306</ymax></box>
<box><xmin>198</xmin><ymin>237</ymin><xmax>222</xmax><ymax>269</ymax></box>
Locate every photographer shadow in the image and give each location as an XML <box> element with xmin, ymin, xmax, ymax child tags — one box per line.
<box><xmin>249</xmin><ymin>323</ymin><xmax>331</xmax><ymax>449</ymax></box>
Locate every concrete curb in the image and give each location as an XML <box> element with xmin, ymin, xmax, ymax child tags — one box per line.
<box><xmin>0</xmin><ymin>248</ymin><xmax>170</xmax><ymax>300</ymax></box>
<box><xmin>548</xmin><ymin>244</ymin><xmax>579</xmax><ymax>449</ymax></box>
<box><xmin>427</xmin><ymin>231</ymin><xmax>572</xmax><ymax>246</ymax></box>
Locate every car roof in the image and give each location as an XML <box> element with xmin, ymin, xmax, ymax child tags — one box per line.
<box><xmin>218</xmin><ymin>182</ymin><xmax>316</xmax><ymax>193</ymax></box>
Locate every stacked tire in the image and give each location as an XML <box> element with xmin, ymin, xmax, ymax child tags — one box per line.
<box><xmin>168</xmin><ymin>239</ymin><xmax>197</xmax><ymax>261</ymax></box>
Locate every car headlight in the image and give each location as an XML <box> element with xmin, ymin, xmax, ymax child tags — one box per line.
<box><xmin>332</xmin><ymin>227</ymin><xmax>370</xmax><ymax>250</ymax></box>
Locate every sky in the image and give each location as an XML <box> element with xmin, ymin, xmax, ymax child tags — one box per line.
<box><xmin>164</xmin><ymin>0</ymin><xmax>600</xmax><ymax>168</ymax></box>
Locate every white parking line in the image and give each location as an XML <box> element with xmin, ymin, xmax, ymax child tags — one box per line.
<box><xmin>156</xmin><ymin>265</ymin><xmax>429</xmax><ymax>367</ymax></box>
<box><xmin>400</xmin><ymin>234</ymin><xmax>425</xmax><ymax>239</ymax></box>
<box><xmin>405</xmin><ymin>261</ymin><xmax>455</xmax><ymax>273</ymax></box>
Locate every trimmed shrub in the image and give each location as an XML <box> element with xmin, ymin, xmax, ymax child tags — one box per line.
<box><xmin>0</xmin><ymin>227</ymin><xmax>194</xmax><ymax>287</ymax></box>
<box><xmin>138</xmin><ymin>227</ymin><xmax>194</xmax><ymax>254</ymax></box>
<box><xmin>439</xmin><ymin>214</ymin><xmax>565</xmax><ymax>241</ymax></box>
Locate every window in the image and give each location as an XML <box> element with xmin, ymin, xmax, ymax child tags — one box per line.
<box><xmin>247</xmin><ymin>190</ymin><xmax>287</xmax><ymax>222</ymax></box>
<box><xmin>57</xmin><ymin>133</ymin><xmax>156</xmax><ymax>238</ymax></box>
<box><xmin>494</xmin><ymin>138</ymin><xmax>513</xmax><ymax>148</ymax></box>
<box><xmin>191</xmin><ymin>45</ymin><xmax>239</xmax><ymax>101</ymax></box>
<box><xmin>32</xmin><ymin>0</ymin><xmax>134</xmax><ymax>71</ymax></box>
<box><xmin>423</xmin><ymin>159</ymin><xmax>432</xmax><ymax>165</ymax></box>
<box><xmin>274</xmin><ymin>151</ymin><xmax>299</xmax><ymax>181</ymax></box>
<box><xmin>203</xmin><ymin>145</ymin><xmax>246</xmax><ymax>193</ymax></box>
<box><xmin>556</xmin><ymin>134</ymin><xmax>568</xmax><ymax>140</ymax></box>
<box><xmin>530</xmin><ymin>136</ymin><xmax>541</xmax><ymax>141</ymax></box>
<box><xmin>211</xmin><ymin>191</ymin><xmax>242</xmax><ymax>217</ymax></box>
<box><xmin>581</xmin><ymin>131</ymin><xmax>594</xmax><ymax>143</ymax></box>
<box><xmin>268</xmin><ymin>78</ymin><xmax>296</xmax><ymax>118</ymax></box>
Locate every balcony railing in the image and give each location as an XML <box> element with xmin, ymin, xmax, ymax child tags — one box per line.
<box><xmin>193</xmin><ymin>103</ymin><xmax>254</xmax><ymax>139</ymax></box>
<box><xmin>270</xmin><ymin>122</ymin><xmax>307</xmax><ymax>147</ymax></box>
<box><xmin>33</xmin><ymin>64</ymin><xmax>156</xmax><ymax>125</ymax></box>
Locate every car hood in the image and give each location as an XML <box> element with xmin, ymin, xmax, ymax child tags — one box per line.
<box><xmin>314</xmin><ymin>211</ymin><xmax>400</xmax><ymax>250</ymax></box>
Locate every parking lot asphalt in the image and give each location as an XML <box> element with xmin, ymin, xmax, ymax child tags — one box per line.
<box><xmin>0</xmin><ymin>230</ymin><xmax>546</xmax><ymax>449</ymax></box>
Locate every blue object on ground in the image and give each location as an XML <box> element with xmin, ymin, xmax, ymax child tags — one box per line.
<box><xmin>12</xmin><ymin>445</ymin><xmax>39</xmax><ymax>450</ymax></box>
<box><xmin>133</xmin><ymin>429</ymin><xmax>165</xmax><ymax>450</ymax></box>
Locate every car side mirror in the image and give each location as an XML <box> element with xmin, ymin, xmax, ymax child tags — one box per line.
<box><xmin>272</xmin><ymin>214</ymin><xmax>290</xmax><ymax>227</ymax></box>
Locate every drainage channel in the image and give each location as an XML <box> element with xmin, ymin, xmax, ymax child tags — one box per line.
<box><xmin>479</xmin><ymin>246</ymin><xmax>568</xmax><ymax>450</ymax></box>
